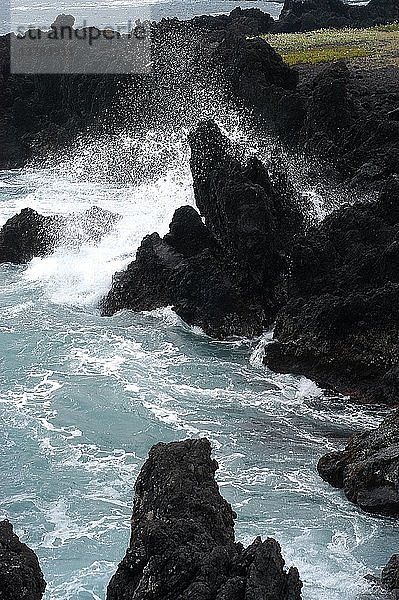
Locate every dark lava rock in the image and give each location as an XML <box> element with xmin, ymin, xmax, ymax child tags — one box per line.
<box><xmin>0</xmin><ymin>520</ymin><xmax>46</xmax><ymax>600</ymax></box>
<box><xmin>275</xmin><ymin>0</ymin><xmax>399</xmax><ymax>32</ymax></box>
<box><xmin>189</xmin><ymin>121</ymin><xmax>303</xmax><ymax>298</ymax></box>
<box><xmin>190</xmin><ymin>7</ymin><xmax>274</xmax><ymax>36</ymax></box>
<box><xmin>211</xmin><ymin>33</ymin><xmax>298</xmax><ymax>97</ymax></box>
<box><xmin>382</xmin><ymin>555</ymin><xmax>399</xmax><ymax>596</ymax></box>
<box><xmin>50</xmin><ymin>13</ymin><xmax>76</xmax><ymax>30</ymax></box>
<box><xmin>318</xmin><ymin>409</ymin><xmax>399</xmax><ymax>515</ymax></box>
<box><xmin>0</xmin><ymin>206</ymin><xmax>119</xmax><ymax>264</ymax></box>
<box><xmin>0</xmin><ymin>23</ymin><xmax>140</xmax><ymax>170</ymax></box>
<box><xmin>265</xmin><ymin>176</ymin><xmax>399</xmax><ymax>404</ymax></box>
<box><xmin>367</xmin><ymin>0</ymin><xmax>399</xmax><ymax>24</ymax></box>
<box><xmin>0</xmin><ymin>208</ymin><xmax>53</xmax><ymax>264</ymax></box>
<box><xmin>101</xmin><ymin>205</ymin><xmax>271</xmax><ymax>338</ymax></box>
<box><xmin>101</xmin><ymin>122</ymin><xmax>304</xmax><ymax>338</ymax></box>
<box><xmin>294</xmin><ymin>62</ymin><xmax>399</xmax><ymax>188</ymax></box>
<box><xmin>107</xmin><ymin>438</ymin><xmax>302</xmax><ymax>600</ymax></box>
<box><xmin>210</xmin><ymin>34</ymin><xmax>304</xmax><ymax>136</ymax></box>
<box><xmin>301</xmin><ymin>61</ymin><xmax>357</xmax><ymax>156</ymax></box>
<box><xmin>275</xmin><ymin>0</ymin><xmax>352</xmax><ymax>33</ymax></box>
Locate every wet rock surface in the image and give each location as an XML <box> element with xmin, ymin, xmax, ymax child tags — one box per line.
<box><xmin>381</xmin><ymin>555</ymin><xmax>399</xmax><ymax>596</ymax></box>
<box><xmin>265</xmin><ymin>176</ymin><xmax>399</xmax><ymax>404</ymax></box>
<box><xmin>101</xmin><ymin>121</ymin><xmax>303</xmax><ymax>337</ymax></box>
<box><xmin>0</xmin><ymin>8</ymin><xmax>292</xmax><ymax>170</ymax></box>
<box><xmin>318</xmin><ymin>409</ymin><xmax>399</xmax><ymax>515</ymax></box>
<box><xmin>2</xmin><ymin>5</ymin><xmax>398</xmax><ymax>186</ymax></box>
<box><xmin>0</xmin><ymin>520</ymin><xmax>46</xmax><ymax>600</ymax></box>
<box><xmin>0</xmin><ymin>206</ymin><xmax>119</xmax><ymax>264</ymax></box>
<box><xmin>107</xmin><ymin>438</ymin><xmax>302</xmax><ymax>600</ymax></box>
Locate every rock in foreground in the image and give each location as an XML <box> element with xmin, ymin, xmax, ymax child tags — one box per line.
<box><xmin>107</xmin><ymin>438</ymin><xmax>302</xmax><ymax>600</ymax></box>
<box><xmin>381</xmin><ymin>555</ymin><xmax>399</xmax><ymax>596</ymax></box>
<box><xmin>0</xmin><ymin>520</ymin><xmax>46</xmax><ymax>600</ymax></box>
<box><xmin>318</xmin><ymin>409</ymin><xmax>399</xmax><ymax>515</ymax></box>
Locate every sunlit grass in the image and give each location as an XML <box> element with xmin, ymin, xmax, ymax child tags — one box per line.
<box><xmin>282</xmin><ymin>45</ymin><xmax>370</xmax><ymax>65</ymax></box>
<box><xmin>259</xmin><ymin>23</ymin><xmax>399</xmax><ymax>66</ymax></box>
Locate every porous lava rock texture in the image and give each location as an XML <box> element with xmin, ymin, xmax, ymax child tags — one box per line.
<box><xmin>0</xmin><ymin>520</ymin><xmax>46</xmax><ymax>600</ymax></box>
<box><xmin>318</xmin><ymin>409</ymin><xmax>399</xmax><ymax>515</ymax></box>
<box><xmin>107</xmin><ymin>438</ymin><xmax>302</xmax><ymax>600</ymax></box>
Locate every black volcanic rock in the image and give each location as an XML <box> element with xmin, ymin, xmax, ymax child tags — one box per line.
<box><xmin>275</xmin><ymin>0</ymin><xmax>399</xmax><ymax>32</ymax></box>
<box><xmin>381</xmin><ymin>555</ymin><xmax>399</xmax><ymax>595</ymax></box>
<box><xmin>102</xmin><ymin>122</ymin><xmax>304</xmax><ymax>337</ymax></box>
<box><xmin>293</xmin><ymin>62</ymin><xmax>399</xmax><ymax>188</ymax></box>
<box><xmin>211</xmin><ymin>34</ymin><xmax>298</xmax><ymax>97</ymax></box>
<box><xmin>210</xmin><ymin>34</ymin><xmax>304</xmax><ymax>136</ymax></box>
<box><xmin>101</xmin><ymin>206</ymin><xmax>271</xmax><ymax>338</ymax></box>
<box><xmin>0</xmin><ymin>206</ymin><xmax>119</xmax><ymax>264</ymax></box>
<box><xmin>318</xmin><ymin>409</ymin><xmax>399</xmax><ymax>515</ymax></box>
<box><xmin>0</xmin><ymin>208</ymin><xmax>53</xmax><ymax>264</ymax></box>
<box><xmin>275</xmin><ymin>0</ymin><xmax>351</xmax><ymax>32</ymax></box>
<box><xmin>301</xmin><ymin>61</ymin><xmax>357</xmax><ymax>155</ymax></box>
<box><xmin>163</xmin><ymin>205</ymin><xmax>220</xmax><ymax>258</ymax></box>
<box><xmin>0</xmin><ymin>520</ymin><xmax>46</xmax><ymax>600</ymax></box>
<box><xmin>107</xmin><ymin>438</ymin><xmax>302</xmax><ymax>600</ymax></box>
<box><xmin>51</xmin><ymin>13</ymin><xmax>76</xmax><ymax>30</ymax></box>
<box><xmin>0</xmin><ymin>24</ymin><xmax>141</xmax><ymax>170</ymax></box>
<box><xmin>190</xmin><ymin>7</ymin><xmax>274</xmax><ymax>36</ymax></box>
<box><xmin>265</xmin><ymin>176</ymin><xmax>399</xmax><ymax>404</ymax></box>
<box><xmin>367</xmin><ymin>0</ymin><xmax>399</xmax><ymax>23</ymax></box>
<box><xmin>189</xmin><ymin>121</ymin><xmax>303</xmax><ymax>298</ymax></box>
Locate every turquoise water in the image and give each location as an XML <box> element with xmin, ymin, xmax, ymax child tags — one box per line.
<box><xmin>0</xmin><ymin>124</ymin><xmax>398</xmax><ymax>599</ymax></box>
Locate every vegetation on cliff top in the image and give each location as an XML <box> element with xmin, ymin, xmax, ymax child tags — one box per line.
<box><xmin>260</xmin><ymin>23</ymin><xmax>399</xmax><ymax>66</ymax></box>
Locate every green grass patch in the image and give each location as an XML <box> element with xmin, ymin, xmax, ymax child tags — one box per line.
<box><xmin>259</xmin><ymin>23</ymin><xmax>399</xmax><ymax>66</ymax></box>
<box><xmin>372</xmin><ymin>22</ymin><xmax>399</xmax><ymax>32</ymax></box>
<box><xmin>282</xmin><ymin>45</ymin><xmax>370</xmax><ymax>65</ymax></box>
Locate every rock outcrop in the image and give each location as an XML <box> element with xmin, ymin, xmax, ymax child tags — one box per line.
<box><xmin>101</xmin><ymin>204</ymin><xmax>273</xmax><ymax>338</ymax></box>
<box><xmin>275</xmin><ymin>0</ymin><xmax>399</xmax><ymax>33</ymax></box>
<box><xmin>189</xmin><ymin>121</ymin><xmax>303</xmax><ymax>302</ymax></box>
<box><xmin>265</xmin><ymin>176</ymin><xmax>399</xmax><ymax>405</ymax></box>
<box><xmin>318</xmin><ymin>409</ymin><xmax>399</xmax><ymax>515</ymax></box>
<box><xmin>381</xmin><ymin>555</ymin><xmax>399</xmax><ymax>596</ymax></box>
<box><xmin>291</xmin><ymin>59</ymin><xmax>399</xmax><ymax>188</ymax></box>
<box><xmin>101</xmin><ymin>121</ymin><xmax>303</xmax><ymax>337</ymax></box>
<box><xmin>188</xmin><ymin>6</ymin><xmax>275</xmax><ymax>36</ymax></box>
<box><xmin>300</xmin><ymin>61</ymin><xmax>357</xmax><ymax>156</ymax></box>
<box><xmin>0</xmin><ymin>520</ymin><xmax>46</xmax><ymax>600</ymax></box>
<box><xmin>0</xmin><ymin>206</ymin><xmax>119</xmax><ymax>264</ymax></box>
<box><xmin>275</xmin><ymin>0</ymin><xmax>353</xmax><ymax>33</ymax></box>
<box><xmin>107</xmin><ymin>438</ymin><xmax>302</xmax><ymax>600</ymax></box>
<box><xmin>366</xmin><ymin>554</ymin><xmax>399</xmax><ymax>596</ymax></box>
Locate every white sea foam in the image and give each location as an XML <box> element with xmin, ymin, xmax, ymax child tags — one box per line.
<box><xmin>0</xmin><ymin>76</ymin><xmax>395</xmax><ymax>600</ymax></box>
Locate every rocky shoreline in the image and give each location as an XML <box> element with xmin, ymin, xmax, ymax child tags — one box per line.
<box><xmin>1</xmin><ymin>0</ymin><xmax>399</xmax><ymax>595</ymax></box>
<box><xmin>1</xmin><ymin>438</ymin><xmax>397</xmax><ymax>599</ymax></box>
<box><xmin>318</xmin><ymin>408</ymin><xmax>399</xmax><ymax>515</ymax></box>
<box><xmin>107</xmin><ymin>438</ymin><xmax>302</xmax><ymax>600</ymax></box>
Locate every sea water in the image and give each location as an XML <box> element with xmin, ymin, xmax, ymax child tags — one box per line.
<box><xmin>0</xmin><ymin>118</ymin><xmax>398</xmax><ymax>600</ymax></box>
<box><xmin>1</xmin><ymin>0</ymin><xmax>284</xmax><ymax>34</ymax></box>
<box><xmin>1</xmin><ymin>0</ymin><xmax>369</xmax><ymax>34</ymax></box>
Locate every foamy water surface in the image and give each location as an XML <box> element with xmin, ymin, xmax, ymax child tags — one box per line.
<box><xmin>0</xmin><ymin>121</ymin><xmax>396</xmax><ymax>600</ymax></box>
